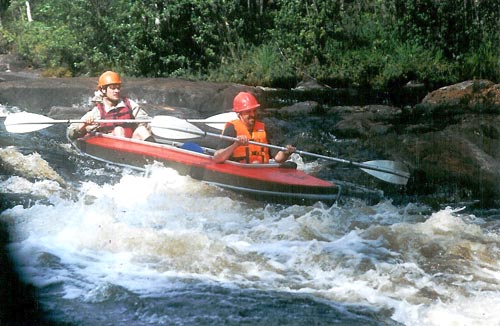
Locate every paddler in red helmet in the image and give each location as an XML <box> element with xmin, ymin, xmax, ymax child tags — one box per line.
<box><xmin>68</xmin><ymin>71</ymin><xmax>154</xmax><ymax>141</ymax></box>
<box><xmin>213</xmin><ymin>92</ymin><xmax>295</xmax><ymax>164</ymax></box>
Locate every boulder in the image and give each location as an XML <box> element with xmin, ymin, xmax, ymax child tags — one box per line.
<box><xmin>331</xmin><ymin>105</ymin><xmax>400</xmax><ymax>138</ymax></box>
<box><xmin>377</xmin><ymin>80</ymin><xmax>500</xmax><ymax>207</ymax></box>
<box><xmin>277</xmin><ymin>100</ymin><xmax>319</xmax><ymax>117</ymax></box>
<box><xmin>422</xmin><ymin>79</ymin><xmax>500</xmax><ymax>109</ymax></box>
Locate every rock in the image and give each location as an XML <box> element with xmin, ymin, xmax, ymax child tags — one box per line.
<box><xmin>422</xmin><ymin>79</ymin><xmax>500</xmax><ymax>109</ymax></box>
<box><xmin>277</xmin><ymin>101</ymin><xmax>319</xmax><ymax>117</ymax></box>
<box><xmin>394</xmin><ymin>118</ymin><xmax>500</xmax><ymax>206</ymax></box>
<box><xmin>330</xmin><ymin>105</ymin><xmax>399</xmax><ymax>138</ymax></box>
<box><xmin>0</xmin><ymin>147</ymin><xmax>67</xmax><ymax>187</ymax></box>
<box><xmin>294</xmin><ymin>78</ymin><xmax>330</xmax><ymax>90</ymax></box>
<box><xmin>380</xmin><ymin>80</ymin><xmax>500</xmax><ymax>207</ymax></box>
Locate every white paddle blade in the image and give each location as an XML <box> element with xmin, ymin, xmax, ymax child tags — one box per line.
<box><xmin>202</xmin><ymin>112</ymin><xmax>237</xmax><ymax>130</ymax></box>
<box><xmin>360</xmin><ymin>160</ymin><xmax>410</xmax><ymax>185</ymax></box>
<box><xmin>151</xmin><ymin>116</ymin><xmax>204</xmax><ymax>139</ymax></box>
<box><xmin>4</xmin><ymin>112</ymin><xmax>56</xmax><ymax>133</ymax></box>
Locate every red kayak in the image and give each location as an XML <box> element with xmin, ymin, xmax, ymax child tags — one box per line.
<box><xmin>71</xmin><ymin>133</ymin><xmax>340</xmax><ymax>204</ymax></box>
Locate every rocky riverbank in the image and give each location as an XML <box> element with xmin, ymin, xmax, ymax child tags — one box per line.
<box><xmin>1</xmin><ymin>72</ymin><xmax>499</xmax><ymax>209</ymax></box>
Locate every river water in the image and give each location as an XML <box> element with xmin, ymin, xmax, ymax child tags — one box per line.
<box><xmin>1</xmin><ymin>102</ymin><xmax>500</xmax><ymax>326</ymax></box>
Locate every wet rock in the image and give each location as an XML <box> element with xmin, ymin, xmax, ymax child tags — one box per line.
<box><xmin>277</xmin><ymin>100</ymin><xmax>319</xmax><ymax>117</ymax></box>
<box><xmin>275</xmin><ymin>84</ymin><xmax>500</xmax><ymax>208</ymax></box>
<box><xmin>0</xmin><ymin>220</ymin><xmax>48</xmax><ymax>325</ymax></box>
<box><xmin>0</xmin><ymin>147</ymin><xmax>66</xmax><ymax>186</ymax></box>
<box><xmin>421</xmin><ymin>80</ymin><xmax>500</xmax><ymax>107</ymax></box>
<box><xmin>384</xmin><ymin>80</ymin><xmax>500</xmax><ymax>207</ymax></box>
<box><xmin>294</xmin><ymin>78</ymin><xmax>330</xmax><ymax>90</ymax></box>
<box><xmin>330</xmin><ymin>105</ymin><xmax>400</xmax><ymax>138</ymax></box>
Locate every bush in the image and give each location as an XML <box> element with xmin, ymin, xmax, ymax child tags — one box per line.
<box><xmin>41</xmin><ymin>67</ymin><xmax>72</xmax><ymax>77</ymax></box>
<box><xmin>460</xmin><ymin>39</ymin><xmax>500</xmax><ymax>82</ymax></box>
<box><xmin>0</xmin><ymin>28</ymin><xmax>14</xmax><ymax>54</ymax></box>
<box><xmin>12</xmin><ymin>21</ymin><xmax>83</xmax><ymax>73</ymax></box>
<box><xmin>208</xmin><ymin>43</ymin><xmax>296</xmax><ymax>87</ymax></box>
<box><xmin>379</xmin><ymin>42</ymin><xmax>457</xmax><ymax>89</ymax></box>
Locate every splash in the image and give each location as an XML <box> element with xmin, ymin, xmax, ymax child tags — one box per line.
<box><xmin>0</xmin><ymin>104</ymin><xmax>17</xmax><ymax>117</ymax></box>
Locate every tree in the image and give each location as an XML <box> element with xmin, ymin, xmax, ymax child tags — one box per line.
<box><xmin>0</xmin><ymin>0</ymin><xmax>9</xmax><ymax>24</ymax></box>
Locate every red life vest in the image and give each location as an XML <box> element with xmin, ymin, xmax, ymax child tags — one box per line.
<box><xmin>96</xmin><ymin>98</ymin><xmax>135</xmax><ymax>138</ymax></box>
<box><xmin>229</xmin><ymin>119</ymin><xmax>270</xmax><ymax>163</ymax></box>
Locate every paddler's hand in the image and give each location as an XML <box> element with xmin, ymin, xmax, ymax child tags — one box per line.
<box><xmin>235</xmin><ymin>135</ymin><xmax>249</xmax><ymax>145</ymax></box>
<box><xmin>84</xmin><ymin>116</ymin><xmax>96</xmax><ymax>125</ymax></box>
<box><xmin>78</xmin><ymin>116</ymin><xmax>97</xmax><ymax>133</ymax></box>
<box><xmin>283</xmin><ymin>145</ymin><xmax>296</xmax><ymax>156</ymax></box>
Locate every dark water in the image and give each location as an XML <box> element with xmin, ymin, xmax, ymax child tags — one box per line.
<box><xmin>1</xmin><ymin>102</ymin><xmax>500</xmax><ymax>326</ymax></box>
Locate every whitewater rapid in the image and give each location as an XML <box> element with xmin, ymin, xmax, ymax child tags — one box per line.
<box><xmin>1</xmin><ymin>158</ymin><xmax>499</xmax><ymax>325</ymax></box>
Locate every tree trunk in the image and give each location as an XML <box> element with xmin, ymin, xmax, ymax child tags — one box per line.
<box><xmin>26</xmin><ymin>1</ymin><xmax>33</xmax><ymax>22</ymax></box>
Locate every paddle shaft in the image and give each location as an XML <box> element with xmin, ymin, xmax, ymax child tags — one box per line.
<box><xmin>159</xmin><ymin>125</ymin><xmax>410</xmax><ymax>179</ymax></box>
<box><xmin>5</xmin><ymin>114</ymin><xmax>229</xmax><ymax>129</ymax></box>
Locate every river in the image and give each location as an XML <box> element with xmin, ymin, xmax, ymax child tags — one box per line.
<box><xmin>1</xmin><ymin>101</ymin><xmax>499</xmax><ymax>326</ymax></box>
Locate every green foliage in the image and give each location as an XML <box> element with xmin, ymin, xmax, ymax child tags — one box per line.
<box><xmin>375</xmin><ymin>41</ymin><xmax>457</xmax><ymax>89</ymax></box>
<box><xmin>208</xmin><ymin>43</ymin><xmax>296</xmax><ymax>87</ymax></box>
<box><xmin>0</xmin><ymin>27</ymin><xmax>14</xmax><ymax>53</ymax></box>
<box><xmin>395</xmin><ymin>0</ymin><xmax>500</xmax><ymax>59</ymax></box>
<box><xmin>11</xmin><ymin>20</ymin><xmax>83</xmax><ymax>74</ymax></box>
<box><xmin>460</xmin><ymin>38</ymin><xmax>500</xmax><ymax>81</ymax></box>
<box><xmin>272</xmin><ymin>0</ymin><xmax>343</xmax><ymax>76</ymax></box>
<box><xmin>1</xmin><ymin>0</ymin><xmax>500</xmax><ymax>89</ymax></box>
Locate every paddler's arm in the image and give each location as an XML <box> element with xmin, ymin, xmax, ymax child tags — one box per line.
<box><xmin>67</xmin><ymin>110</ymin><xmax>99</xmax><ymax>139</ymax></box>
<box><xmin>213</xmin><ymin>135</ymin><xmax>249</xmax><ymax>163</ymax></box>
<box><xmin>213</xmin><ymin>124</ymin><xmax>238</xmax><ymax>163</ymax></box>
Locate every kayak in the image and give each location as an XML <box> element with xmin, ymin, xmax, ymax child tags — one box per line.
<box><xmin>70</xmin><ymin>133</ymin><xmax>341</xmax><ymax>204</ymax></box>
<box><xmin>4</xmin><ymin>112</ymin><xmax>407</xmax><ymax>202</ymax></box>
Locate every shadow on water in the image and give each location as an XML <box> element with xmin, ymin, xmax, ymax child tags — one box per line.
<box><xmin>0</xmin><ymin>220</ymin><xmax>54</xmax><ymax>326</ymax></box>
<box><xmin>31</xmin><ymin>281</ymin><xmax>403</xmax><ymax>326</ymax></box>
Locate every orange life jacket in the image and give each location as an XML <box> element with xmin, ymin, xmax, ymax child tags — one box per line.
<box><xmin>229</xmin><ymin>119</ymin><xmax>270</xmax><ymax>163</ymax></box>
<box><xmin>96</xmin><ymin>98</ymin><xmax>135</xmax><ymax>138</ymax></box>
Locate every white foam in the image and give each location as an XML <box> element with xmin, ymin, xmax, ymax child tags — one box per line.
<box><xmin>1</xmin><ymin>168</ymin><xmax>500</xmax><ymax>325</ymax></box>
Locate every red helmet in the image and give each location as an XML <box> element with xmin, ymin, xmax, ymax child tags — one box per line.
<box><xmin>233</xmin><ymin>92</ymin><xmax>260</xmax><ymax>112</ymax></box>
<box><xmin>97</xmin><ymin>71</ymin><xmax>122</xmax><ymax>89</ymax></box>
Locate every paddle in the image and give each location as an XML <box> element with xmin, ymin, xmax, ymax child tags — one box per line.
<box><xmin>3</xmin><ymin>111</ymin><xmax>235</xmax><ymax>134</ymax></box>
<box><xmin>150</xmin><ymin>116</ymin><xmax>411</xmax><ymax>185</ymax></box>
